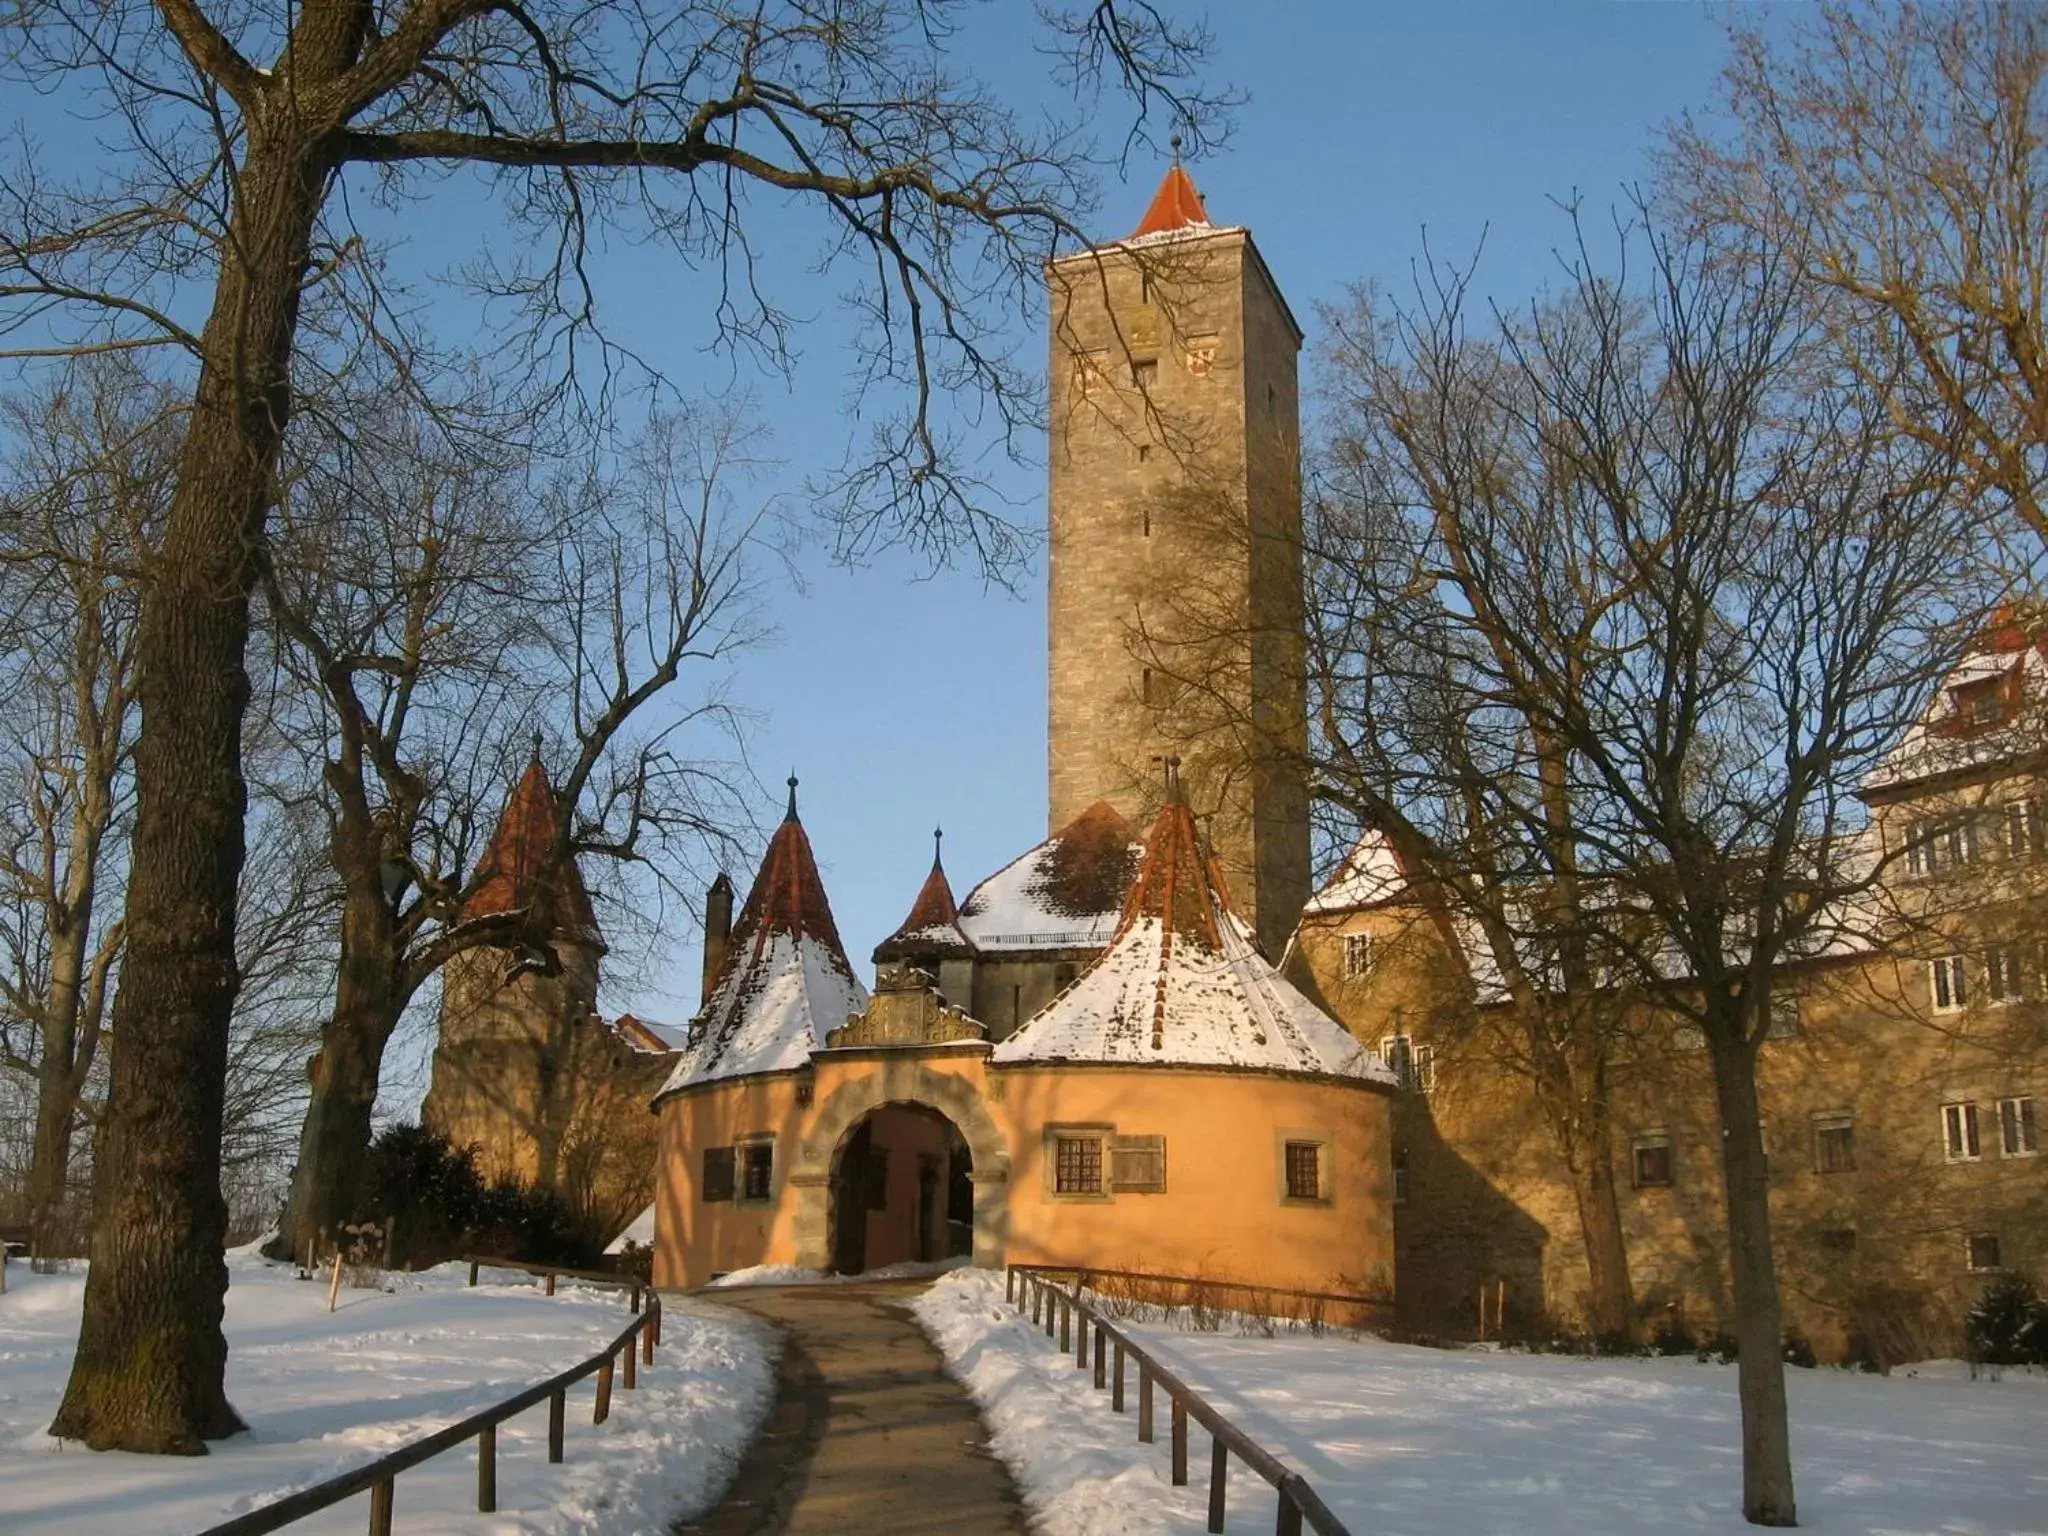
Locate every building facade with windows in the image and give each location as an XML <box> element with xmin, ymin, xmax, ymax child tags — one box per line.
<box><xmin>1287</xmin><ymin>619</ymin><xmax>2048</xmax><ymax>1357</ymax></box>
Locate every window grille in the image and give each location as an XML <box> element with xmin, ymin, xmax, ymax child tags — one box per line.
<box><xmin>1284</xmin><ymin>1141</ymin><xmax>1322</xmax><ymax>1201</ymax></box>
<box><xmin>1054</xmin><ymin>1135</ymin><xmax>1103</xmax><ymax>1195</ymax></box>
<box><xmin>1342</xmin><ymin>932</ymin><xmax>1375</xmax><ymax>980</ymax></box>
<box><xmin>739</xmin><ymin>1141</ymin><xmax>774</xmax><ymax>1202</ymax></box>
<box><xmin>1943</xmin><ymin>1101</ymin><xmax>1982</xmax><ymax>1161</ymax></box>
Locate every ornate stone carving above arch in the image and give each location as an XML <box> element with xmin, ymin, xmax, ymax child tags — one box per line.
<box><xmin>788</xmin><ymin>1053</ymin><xmax>1010</xmax><ymax>1271</ymax></box>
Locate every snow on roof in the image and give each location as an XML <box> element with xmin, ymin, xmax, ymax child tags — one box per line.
<box><xmin>874</xmin><ymin>833</ymin><xmax>975</xmax><ymax>962</ymax></box>
<box><xmin>1304</xmin><ymin>829</ymin><xmax>1414</xmax><ymax>914</ymax></box>
<box><xmin>615</xmin><ymin>1014</ymin><xmax>685</xmax><ymax>1053</ymax></box>
<box><xmin>462</xmin><ymin>753</ymin><xmax>603</xmax><ymax>947</ymax></box>
<box><xmin>656</xmin><ymin>785</ymin><xmax>868</xmax><ymax>1096</ymax></box>
<box><xmin>1864</xmin><ymin>624</ymin><xmax>2048</xmax><ymax>795</ymax></box>
<box><xmin>604</xmin><ymin>1202</ymin><xmax>654</xmax><ymax>1254</ymax></box>
<box><xmin>957</xmin><ymin>801</ymin><xmax>1143</xmax><ymax>953</ymax></box>
<box><xmin>994</xmin><ymin>786</ymin><xmax>1391</xmax><ymax>1082</ymax></box>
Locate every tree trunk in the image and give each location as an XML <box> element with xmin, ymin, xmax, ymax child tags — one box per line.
<box><xmin>276</xmin><ymin>885</ymin><xmax>401</xmax><ymax>1265</ymax></box>
<box><xmin>1569</xmin><ymin>1122</ymin><xmax>1634</xmax><ymax>1340</ymax></box>
<box><xmin>50</xmin><ymin>133</ymin><xmax>327</xmax><ymax>1455</ymax></box>
<box><xmin>27</xmin><ymin>915</ymin><xmax>91</xmax><ymax>1259</ymax></box>
<box><xmin>1708</xmin><ymin>1017</ymin><xmax>1798</xmax><ymax>1527</ymax></box>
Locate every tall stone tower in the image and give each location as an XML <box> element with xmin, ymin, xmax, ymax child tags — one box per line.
<box><xmin>1045</xmin><ymin>159</ymin><xmax>1310</xmax><ymax>956</ymax></box>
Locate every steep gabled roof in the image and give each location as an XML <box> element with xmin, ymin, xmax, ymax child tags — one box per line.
<box><xmin>1132</xmin><ymin>161</ymin><xmax>1212</xmax><ymax>238</ymax></box>
<box><xmin>462</xmin><ymin>756</ymin><xmax>602</xmax><ymax>946</ymax></box>
<box><xmin>1863</xmin><ymin>608</ymin><xmax>2048</xmax><ymax>798</ymax></box>
<box><xmin>1303</xmin><ymin>828</ymin><xmax>1417</xmax><ymax>915</ymax></box>
<box><xmin>874</xmin><ymin>830</ymin><xmax>975</xmax><ymax>963</ymax></box>
<box><xmin>657</xmin><ymin>781</ymin><xmax>867</xmax><ymax>1094</ymax></box>
<box><xmin>956</xmin><ymin>801</ymin><xmax>1143</xmax><ymax>953</ymax></box>
<box><xmin>993</xmin><ymin>781</ymin><xmax>1388</xmax><ymax>1081</ymax></box>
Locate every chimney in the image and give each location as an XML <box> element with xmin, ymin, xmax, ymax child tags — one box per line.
<box><xmin>701</xmin><ymin>872</ymin><xmax>734</xmax><ymax>1005</ymax></box>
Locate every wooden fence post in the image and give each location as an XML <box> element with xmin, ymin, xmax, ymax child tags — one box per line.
<box><xmin>623</xmin><ymin>1332</ymin><xmax>637</xmax><ymax>1389</ymax></box>
<box><xmin>327</xmin><ymin>1251</ymin><xmax>344</xmax><ymax>1313</ymax></box>
<box><xmin>368</xmin><ymin>1475</ymin><xmax>393</xmax><ymax>1536</ymax></box>
<box><xmin>1277</xmin><ymin>1485</ymin><xmax>1304</xmax><ymax>1536</ymax></box>
<box><xmin>548</xmin><ymin>1388</ymin><xmax>565</xmax><ymax>1463</ymax></box>
<box><xmin>1171</xmin><ymin>1398</ymin><xmax>1188</xmax><ymax>1485</ymax></box>
<box><xmin>1006</xmin><ymin>1267</ymin><xmax>1016</xmax><ymax>1304</ymax></box>
<box><xmin>1059</xmin><ymin>1296</ymin><xmax>1070</xmax><ymax>1354</ymax></box>
<box><xmin>478</xmin><ymin>1425</ymin><xmax>497</xmax><ymax>1513</ymax></box>
<box><xmin>1093</xmin><ymin>1323</ymin><xmax>1106</xmax><ymax>1386</ymax></box>
<box><xmin>1032</xmin><ymin>1280</ymin><xmax>1043</xmax><ymax>1326</ymax></box>
<box><xmin>1076</xmin><ymin>1310</ymin><xmax>1089</xmax><ymax>1369</ymax></box>
<box><xmin>545</xmin><ymin>1271</ymin><xmax>557</xmax><ymax>1297</ymax></box>
<box><xmin>643</xmin><ymin>1313</ymin><xmax>655</xmax><ymax>1366</ymax></box>
<box><xmin>595</xmin><ymin>1359</ymin><xmax>614</xmax><ymax>1425</ymax></box>
<box><xmin>468</xmin><ymin>1259</ymin><xmax>479</xmax><ymax>1287</ymax></box>
<box><xmin>652</xmin><ymin>1297</ymin><xmax>662</xmax><ymax>1347</ymax></box>
<box><xmin>1208</xmin><ymin>1437</ymin><xmax>1229</xmax><ymax>1534</ymax></box>
<box><xmin>1112</xmin><ymin>1344</ymin><xmax>1125</xmax><ymax>1411</ymax></box>
<box><xmin>1138</xmin><ymin>1368</ymin><xmax>1154</xmax><ymax>1442</ymax></box>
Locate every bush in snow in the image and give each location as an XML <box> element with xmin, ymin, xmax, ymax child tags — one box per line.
<box><xmin>356</xmin><ymin>1123</ymin><xmax>604</xmax><ymax>1270</ymax></box>
<box><xmin>1694</xmin><ymin>1330</ymin><xmax>1740</xmax><ymax>1365</ymax></box>
<box><xmin>1650</xmin><ymin>1314</ymin><xmax>1696</xmax><ymax>1357</ymax></box>
<box><xmin>1844</xmin><ymin>1281</ymin><xmax>1949</xmax><ymax>1374</ymax></box>
<box><xmin>1781</xmin><ymin>1328</ymin><xmax>1817</xmax><ymax>1369</ymax></box>
<box><xmin>1965</xmin><ymin>1272</ymin><xmax>2047</xmax><ymax>1375</ymax></box>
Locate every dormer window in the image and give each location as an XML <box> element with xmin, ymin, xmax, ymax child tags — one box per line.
<box><xmin>1949</xmin><ymin>674</ymin><xmax>2011</xmax><ymax>732</ymax></box>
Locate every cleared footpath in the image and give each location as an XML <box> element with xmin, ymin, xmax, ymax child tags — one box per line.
<box><xmin>677</xmin><ymin>1280</ymin><xmax>1029</xmax><ymax>1536</ymax></box>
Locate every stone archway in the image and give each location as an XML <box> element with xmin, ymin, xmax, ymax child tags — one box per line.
<box><xmin>788</xmin><ymin>1056</ymin><xmax>1009</xmax><ymax>1271</ymax></box>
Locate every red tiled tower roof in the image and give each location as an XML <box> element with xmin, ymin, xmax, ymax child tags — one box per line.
<box><xmin>1114</xmin><ymin>767</ymin><xmax>1228</xmax><ymax>954</ymax></box>
<box><xmin>462</xmin><ymin>756</ymin><xmax>602</xmax><ymax>944</ymax></box>
<box><xmin>1131</xmin><ymin>162</ymin><xmax>1211</xmax><ymax>238</ymax></box>
<box><xmin>874</xmin><ymin>829</ymin><xmax>974</xmax><ymax>962</ymax></box>
<box><xmin>708</xmin><ymin>777</ymin><xmax>856</xmax><ymax>994</ymax></box>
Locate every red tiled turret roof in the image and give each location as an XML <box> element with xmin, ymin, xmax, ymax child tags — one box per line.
<box><xmin>1131</xmin><ymin>162</ymin><xmax>1211</xmax><ymax>238</ymax></box>
<box><xmin>874</xmin><ymin>829</ymin><xmax>975</xmax><ymax>962</ymax></box>
<box><xmin>462</xmin><ymin>756</ymin><xmax>602</xmax><ymax>944</ymax></box>
<box><xmin>711</xmin><ymin>779</ymin><xmax>854</xmax><ymax>991</ymax></box>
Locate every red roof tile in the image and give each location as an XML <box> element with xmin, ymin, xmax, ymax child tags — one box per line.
<box><xmin>1132</xmin><ymin>164</ymin><xmax>1211</xmax><ymax>238</ymax></box>
<box><xmin>874</xmin><ymin>832</ymin><xmax>974</xmax><ymax>961</ymax></box>
<box><xmin>706</xmin><ymin>782</ymin><xmax>856</xmax><ymax>994</ymax></box>
<box><xmin>462</xmin><ymin>758</ymin><xmax>601</xmax><ymax>942</ymax></box>
<box><xmin>1115</xmin><ymin>780</ymin><xmax>1227</xmax><ymax>954</ymax></box>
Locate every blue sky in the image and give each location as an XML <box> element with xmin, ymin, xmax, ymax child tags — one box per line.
<box><xmin>7</xmin><ymin>1</ymin><xmax>1760</xmax><ymax>1036</ymax></box>
<box><xmin>645</xmin><ymin>1</ymin><xmax>1745</xmax><ymax>1023</ymax></box>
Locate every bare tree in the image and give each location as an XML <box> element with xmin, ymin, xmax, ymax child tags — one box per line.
<box><xmin>261</xmin><ymin>397</ymin><xmax>762</xmax><ymax>1265</ymax></box>
<box><xmin>1668</xmin><ymin>1</ymin><xmax>2048</xmax><ymax>555</ymax></box>
<box><xmin>1</xmin><ymin>0</ymin><xmax>1223</xmax><ymax>1451</ymax></box>
<box><xmin>1284</xmin><ymin>211</ymin><xmax>1979</xmax><ymax>1525</ymax></box>
<box><xmin>0</xmin><ymin>362</ymin><xmax>169</xmax><ymax>1260</ymax></box>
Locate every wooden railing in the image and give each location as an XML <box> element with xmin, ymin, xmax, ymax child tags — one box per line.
<box><xmin>1008</xmin><ymin>1262</ymin><xmax>1392</xmax><ymax>1332</ymax></box>
<box><xmin>464</xmin><ymin>1253</ymin><xmax>648</xmax><ymax>1306</ymax></box>
<box><xmin>1006</xmin><ymin>1265</ymin><xmax>1352</xmax><ymax>1536</ymax></box>
<box><xmin>200</xmin><ymin>1260</ymin><xmax>663</xmax><ymax>1536</ymax></box>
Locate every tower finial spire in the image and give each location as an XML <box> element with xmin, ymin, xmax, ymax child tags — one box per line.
<box><xmin>785</xmin><ymin>772</ymin><xmax>799</xmax><ymax>822</ymax></box>
<box><xmin>1164</xmin><ymin>755</ymin><xmax>1184</xmax><ymax>803</ymax></box>
<box><xmin>932</xmin><ymin>825</ymin><xmax>945</xmax><ymax>869</ymax></box>
<box><xmin>530</xmin><ymin>728</ymin><xmax>544</xmax><ymax>763</ymax></box>
<box><xmin>1169</xmin><ymin>131</ymin><xmax>1183</xmax><ymax>166</ymax></box>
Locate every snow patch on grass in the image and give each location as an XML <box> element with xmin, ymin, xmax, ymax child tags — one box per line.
<box><xmin>0</xmin><ymin>1252</ymin><xmax>774</xmax><ymax>1534</ymax></box>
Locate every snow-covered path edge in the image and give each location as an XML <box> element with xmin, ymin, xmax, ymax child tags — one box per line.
<box><xmin>909</xmin><ymin>1269</ymin><xmax>1293</xmax><ymax>1536</ymax></box>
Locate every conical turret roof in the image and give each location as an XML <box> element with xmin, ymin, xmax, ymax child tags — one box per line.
<box><xmin>658</xmin><ymin>779</ymin><xmax>867</xmax><ymax>1094</ymax></box>
<box><xmin>874</xmin><ymin>830</ymin><xmax>974</xmax><ymax>963</ymax></box>
<box><xmin>993</xmin><ymin>777</ymin><xmax>1387</xmax><ymax>1081</ymax></box>
<box><xmin>461</xmin><ymin>755</ymin><xmax>602</xmax><ymax>946</ymax></box>
<box><xmin>1132</xmin><ymin>162</ymin><xmax>1212</xmax><ymax>239</ymax></box>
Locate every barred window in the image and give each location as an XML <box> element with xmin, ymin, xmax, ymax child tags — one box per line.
<box><xmin>1111</xmin><ymin>1135</ymin><xmax>1166</xmax><ymax>1193</ymax></box>
<box><xmin>1342</xmin><ymin>932</ymin><xmax>1375</xmax><ymax>980</ymax></box>
<box><xmin>738</xmin><ymin>1140</ymin><xmax>774</xmax><ymax>1203</ymax></box>
<box><xmin>1284</xmin><ymin>1141</ymin><xmax>1322</xmax><ymax>1201</ymax></box>
<box><xmin>1054</xmin><ymin>1135</ymin><xmax>1103</xmax><ymax>1195</ymax></box>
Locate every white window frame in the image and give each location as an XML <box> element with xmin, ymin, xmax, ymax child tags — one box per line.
<box><xmin>1632</xmin><ymin>1131</ymin><xmax>1674</xmax><ymax>1189</ymax></box>
<box><xmin>1812</xmin><ymin>1112</ymin><xmax>1854</xmax><ymax>1174</ymax></box>
<box><xmin>2004</xmin><ymin>798</ymin><xmax>2041</xmax><ymax>858</ymax></box>
<box><xmin>1986</xmin><ymin>945</ymin><xmax>2025</xmax><ymax>1005</ymax></box>
<box><xmin>1943</xmin><ymin>1100</ymin><xmax>1982</xmax><ymax>1162</ymax></box>
<box><xmin>1998</xmin><ymin>1096</ymin><xmax>2038</xmax><ymax>1158</ymax></box>
<box><xmin>1378</xmin><ymin>1033</ymin><xmax>1434</xmax><ymax>1092</ymax></box>
<box><xmin>1930</xmin><ymin>955</ymin><xmax>1970</xmax><ymax>1013</ymax></box>
<box><xmin>1342</xmin><ymin>931</ymin><xmax>1375</xmax><ymax>981</ymax></box>
<box><xmin>735</xmin><ymin>1135</ymin><xmax>776</xmax><ymax>1205</ymax></box>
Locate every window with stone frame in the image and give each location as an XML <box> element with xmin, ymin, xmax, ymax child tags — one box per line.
<box><xmin>1130</xmin><ymin>356</ymin><xmax>1160</xmax><ymax>390</ymax></box>
<box><xmin>1342</xmin><ymin>932</ymin><xmax>1375</xmax><ymax>981</ymax></box>
<box><xmin>701</xmin><ymin>1146</ymin><xmax>736</xmax><ymax>1203</ymax></box>
<box><xmin>1632</xmin><ymin>1132</ymin><xmax>1674</xmax><ymax>1188</ymax></box>
<box><xmin>1967</xmin><ymin>1232</ymin><xmax>2004</xmax><ymax>1272</ymax></box>
<box><xmin>1812</xmin><ymin>1112</ymin><xmax>1855</xmax><ymax>1174</ymax></box>
<box><xmin>1284</xmin><ymin>1140</ymin><xmax>1322</xmax><ymax>1201</ymax></box>
<box><xmin>1111</xmin><ymin>1135</ymin><xmax>1166</xmax><ymax>1193</ymax></box>
<box><xmin>738</xmin><ymin>1139</ymin><xmax>774</xmax><ymax>1203</ymax></box>
<box><xmin>1999</xmin><ymin>1096</ymin><xmax>2038</xmax><ymax>1157</ymax></box>
<box><xmin>2004</xmin><ymin>797</ymin><xmax>2044</xmax><ymax>858</ymax></box>
<box><xmin>1943</xmin><ymin>1100</ymin><xmax>1982</xmax><ymax>1162</ymax></box>
<box><xmin>1054</xmin><ymin>1134</ymin><xmax>1104</xmax><ymax>1196</ymax></box>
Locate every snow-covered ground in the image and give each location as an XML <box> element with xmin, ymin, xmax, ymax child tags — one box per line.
<box><xmin>0</xmin><ymin>1253</ymin><xmax>774</xmax><ymax>1535</ymax></box>
<box><xmin>914</xmin><ymin>1268</ymin><xmax>2048</xmax><ymax>1536</ymax></box>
